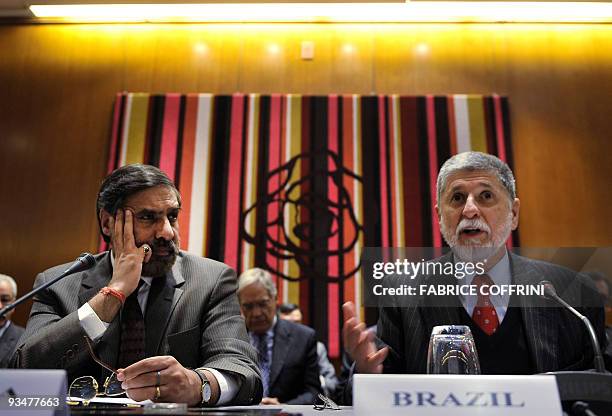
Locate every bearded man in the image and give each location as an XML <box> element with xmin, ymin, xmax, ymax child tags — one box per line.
<box><xmin>13</xmin><ymin>164</ymin><xmax>262</xmax><ymax>406</ymax></box>
<box><xmin>343</xmin><ymin>151</ymin><xmax>610</xmax><ymax>382</ymax></box>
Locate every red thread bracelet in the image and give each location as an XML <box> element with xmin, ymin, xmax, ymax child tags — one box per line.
<box><xmin>99</xmin><ymin>287</ymin><xmax>126</xmax><ymax>305</ymax></box>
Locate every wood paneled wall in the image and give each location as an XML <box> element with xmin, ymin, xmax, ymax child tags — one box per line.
<box><xmin>1</xmin><ymin>23</ymin><xmax>610</xmax><ymax>325</ymax></box>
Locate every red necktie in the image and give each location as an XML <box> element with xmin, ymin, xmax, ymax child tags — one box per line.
<box><xmin>471</xmin><ymin>275</ymin><xmax>499</xmax><ymax>335</ymax></box>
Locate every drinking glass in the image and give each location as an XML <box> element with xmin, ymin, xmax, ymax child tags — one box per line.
<box><xmin>427</xmin><ymin>325</ymin><xmax>480</xmax><ymax>374</ymax></box>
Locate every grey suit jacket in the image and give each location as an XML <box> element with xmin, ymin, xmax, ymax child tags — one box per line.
<box><xmin>13</xmin><ymin>251</ymin><xmax>262</xmax><ymax>405</ymax></box>
<box><xmin>268</xmin><ymin>318</ymin><xmax>322</xmax><ymax>404</ymax></box>
<box><xmin>0</xmin><ymin>322</ymin><xmax>24</xmax><ymax>368</ymax></box>
<box><xmin>380</xmin><ymin>252</ymin><xmax>611</xmax><ymax>374</ymax></box>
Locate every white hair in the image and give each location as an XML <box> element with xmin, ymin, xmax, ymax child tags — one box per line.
<box><xmin>437</xmin><ymin>151</ymin><xmax>516</xmax><ymax>205</ymax></box>
<box><xmin>237</xmin><ymin>268</ymin><xmax>277</xmax><ymax>298</ymax></box>
<box><xmin>0</xmin><ymin>274</ymin><xmax>18</xmax><ymax>298</ymax></box>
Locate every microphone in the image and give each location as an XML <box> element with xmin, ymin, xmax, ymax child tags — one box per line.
<box><xmin>0</xmin><ymin>253</ymin><xmax>96</xmax><ymax>318</ymax></box>
<box><xmin>539</xmin><ymin>280</ymin><xmax>606</xmax><ymax>373</ymax></box>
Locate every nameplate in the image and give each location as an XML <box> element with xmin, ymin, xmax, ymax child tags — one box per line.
<box><xmin>354</xmin><ymin>374</ymin><xmax>562</xmax><ymax>416</ymax></box>
<box><xmin>0</xmin><ymin>369</ymin><xmax>68</xmax><ymax>416</ymax></box>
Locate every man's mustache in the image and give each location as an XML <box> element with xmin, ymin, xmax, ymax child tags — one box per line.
<box><xmin>149</xmin><ymin>239</ymin><xmax>179</xmax><ymax>256</ymax></box>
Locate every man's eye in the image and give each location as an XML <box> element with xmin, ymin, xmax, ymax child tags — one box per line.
<box><xmin>451</xmin><ymin>193</ymin><xmax>464</xmax><ymax>202</ymax></box>
<box><xmin>481</xmin><ymin>191</ymin><xmax>493</xmax><ymax>200</ymax></box>
<box><xmin>138</xmin><ymin>215</ymin><xmax>154</xmax><ymax>221</ymax></box>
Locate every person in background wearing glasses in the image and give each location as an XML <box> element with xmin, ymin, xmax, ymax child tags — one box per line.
<box><xmin>0</xmin><ymin>274</ymin><xmax>24</xmax><ymax>368</ymax></box>
<box><xmin>12</xmin><ymin>164</ymin><xmax>262</xmax><ymax>406</ymax></box>
<box><xmin>278</xmin><ymin>302</ymin><xmax>340</xmax><ymax>399</ymax></box>
<box><xmin>238</xmin><ymin>268</ymin><xmax>322</xmax><ymax>405</ymax></box>
<box><xmin>342</xmin><ymin>151</ymin><xmax>610</xmax><ymax>402</ymax></box>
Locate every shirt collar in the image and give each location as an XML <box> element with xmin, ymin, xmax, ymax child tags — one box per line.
<box><xmin>461</xmin><ymin>248</ymin><xmax>511</xmax><ymax>286</ymax></box>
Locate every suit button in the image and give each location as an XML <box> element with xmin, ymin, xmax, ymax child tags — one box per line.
<box><xmin>72</xmin><ymin>344</ymin><xmax>79</xmax><ymax>352</ymax></box>
<box><xmin>67</xmin><ymin>350</ymin><xmax>74</xmax><ymax>359</ymax></box>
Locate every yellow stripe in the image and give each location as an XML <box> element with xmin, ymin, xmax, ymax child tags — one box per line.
<box><xmin>201</xmin><ymin>97</ymin><xmax>214</xmax><ymax>256</ymax></box>
<box><xmin>245</xmin><ymin>94</ymin><xmax>260</xmax><ymax>270</ymax></box>
<box><xmin>287</xmin><ymin>94</ymin><xmax>302</xmax><ymax>305</ymax></box>
<box><xmin>392</xmin><ymin>95</ymin><xmax>405</xmax><ymax>247</ymax></box>
<box><xmin>467</xmin><ymin>95</ymin><xmax>487</xmax><ymax>152</ymax></box>
<box><xmin>125</xmin><ymin>93</ymin><xmax>149</xmax><ymax>164</ymax></box>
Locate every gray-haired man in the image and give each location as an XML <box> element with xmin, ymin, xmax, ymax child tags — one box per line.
<box><xmin>343</xmin><ymin>151</ymin><xmax>610</xmax><ymax>387</ymax></box>
<box><xmin>0</xmin><ymin>274</ymin><xmax>24</xmax><ymax>368</ymax></box>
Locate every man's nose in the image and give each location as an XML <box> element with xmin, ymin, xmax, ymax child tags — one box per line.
<box><xmin>156</xmin><ymin>217</ymin><xmax>175</xmax><ymax>240</ymax></box>
<box><xmin>461</xmin><ymin>195</ymin><xmax>480</xmax><ymax>218</ymax></box>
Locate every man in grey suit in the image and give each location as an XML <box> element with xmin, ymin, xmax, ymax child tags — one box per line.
<box><xmin>13</xmin><ymin>164</ymin><xmax>262</xmax><ymax>406</ymax></box>
<box><xmin>238</xmin><ymin>268</ymin><xmax>321</xmax><ymax>405</ymax></box>
<box><xmin>343</xmin><ymin>152</ymin><xmax>610</xmax><ymax>381</ymax></box>
<box><xmin>0</xmin><ymin>274</ymin><xmax>25</xmax><ymax>368</ymax></box>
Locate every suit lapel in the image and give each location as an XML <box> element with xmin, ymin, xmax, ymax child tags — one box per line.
<box><xmin>145</xmin><ymin>256</ymin><xmax>185</xmax><ymax>356</ymax></box>
<box><xmin>268</xmin><ymin>319</ymin><xmax>290</xmax><ymax>389</ymax></box>
<box><xmin>511</xmin><ymin>253</ymin><xmax>560</xmax><ymax>372</ymax></box>
<box><xmin>77</xmin><ymin>253</ymin><xmax>123</xmax><ymax>370</ymax></box>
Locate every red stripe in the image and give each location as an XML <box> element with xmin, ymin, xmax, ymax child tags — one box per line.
<box><xmin>159</xmin><ymin>94</ymin><xmax>180</xmax><ymax>181</ymax></box>
<box><xmin>267</xmin><ymin>95</ymin><xmax>282</xmax><ymax>279</ymax></box>
<box><xmin>107</xmin><ymin>93</ymin><xmax>124</xmax><ymax>174</ymax></box>
<box><xmin>342</xmin><ymin>95</ymin><xmax>356</xmax><ymax>306</ymax></box>
<box><xmin>378</xmin><ymin>96</ymin><xmax>390</xmax><ymax>247</ymax></box>
<box><xmin>178</xmin><ymin>94</ymin><xmax>199</xmax><ymax>250</ymax></box>
<box><xmin>493</xmin><ymin>95</ymin><xmax>507</xmax><ymax>162</ymax></box>
<box><xmin>426</xmin><ymin>95</ymin><xmax>442</xmax><ymax>247</ymax></box>
<box><xmin>327</xmin><ymin>95</ymin><xmax>340</xmax><ymax>357</ymax></box>
<box><xmin>222</xmin><ymin>94</ymin><xmax>246</xmax><ymax>269</ymax></box>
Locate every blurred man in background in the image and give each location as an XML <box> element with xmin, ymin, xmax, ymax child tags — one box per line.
<box><xmin>0</xmin><ymin>274</ymin><xmax>24</xmax><ymax>368</ymax></box>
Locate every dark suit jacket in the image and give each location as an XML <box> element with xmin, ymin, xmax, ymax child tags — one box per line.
<box><xmin>268</xmin><ymin>318</ymin><xmax>322</xmax><ymax>404</ymax></box>
<box><xmin>12</xmin><ymin>251</ymin><xmax>262</xmax><ymax>405</ymax></box>
<box><xmin>0</xmin><ymin>322</ymin><xmax>24</xmax><ymax>368</ymax></box>
<box><xmin>380</xmin><ymin>252</ymin><xmax>611</xmax><ymax>374</ymax></box>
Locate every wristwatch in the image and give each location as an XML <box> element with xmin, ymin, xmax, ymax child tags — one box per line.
<box><xmin>193</xmin><ymin>369</ymin><xmax>212</xmax><ymax>405</ymax></box>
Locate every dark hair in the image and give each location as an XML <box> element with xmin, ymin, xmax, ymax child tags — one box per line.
<box><xmin>96</xmin><ymin>164</ymin><xmax>181</xmax><ymax>243</ymax></box>
<box><xmin>278</xmin><ymin>303</ymin><xmax>300</xmax><ymax>314</ymax></box>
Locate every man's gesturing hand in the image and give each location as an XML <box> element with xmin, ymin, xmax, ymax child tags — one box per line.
<box><xmin>342</xmin><ymin>302</ymin><xmax>388</xmax><ymax>374</ymax></box>
<box><xmin>117</xmin><ymin>356</ymin><xmax>214</xmax><ymax>405</ymax></box>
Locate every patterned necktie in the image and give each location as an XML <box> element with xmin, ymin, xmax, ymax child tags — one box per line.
<box><xmin>118</xmin><ymin>280</ymin><xmax>145</xmax><ymax>368</ymax></box>
<box><xmin>255</xmin><ymin>333</ymin><xmax>270</xmax><ymax>397</ymax></box>
<box><xmin>471</xmin><ymin>274</ymin><xmax>500</xmax><ymax>335</ymax></box>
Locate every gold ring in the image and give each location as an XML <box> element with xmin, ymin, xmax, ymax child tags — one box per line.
<box><xmin>156</xmin><ymin>370</ymin><xmax>161</xmax><ymax>387</ymax></box>
<box><xmin>154</xmin><ymin>386</ymin><xmax>161</xmax><ymax>400</ymax></box>
<box><xmin>143</xmin><ymin>245</ymin><xmax>151</xmax><ymax>254</ymax></box>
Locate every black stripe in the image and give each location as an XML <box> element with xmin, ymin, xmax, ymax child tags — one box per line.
<box><xmin>237</xmin><ymin>96</ymin><xmax>249</xmax><ymax>274</ymax></box>
<box><xmin>254</xmin><ymin>96</ymin><xmax>271</xmax><ymax>269</ymax></box>
<box><xmin>174</xmin><ymin>95</ymin><xmax>187</xmax><ymax>189</ymax></box>
<box><xmin>434</xmin><ymin>96</ymin><xmax>451</xmax><ymax>168</ymax></box>
<box><xmin>147</xmin><ymin>95</ymin><xmax>165</xmax><ymax>167</ymax></box>
<box><xmin>311</xmin><ymin>95</ymin><xmax>329</xmax><ymax>345</ymax></box>
<box><xmin>384</xmin><ymin>97</ymin><xmax>394</xmax><ymax>247</ymax></box>
<box><xmin>360</xmin><ymin>96</ymin><xmax>381</xmax><ymax>248</ymax></box>
<box><xmin>207</xmin><ymin>95</ymin><xmax>232</xmax><ymax>261</ymax></box>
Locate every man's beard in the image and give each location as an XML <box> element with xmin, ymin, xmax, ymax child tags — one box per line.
<box><xmin>141</xmin><ymin>238</ymin><xmax>180</xmax><ymax>278</ymax></box>
<box><xmin>440</xmin><ymin>212</ymin><xmax>513</xmax><ymax>262</ymax></box>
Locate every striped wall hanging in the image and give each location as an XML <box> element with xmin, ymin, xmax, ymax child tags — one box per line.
<box><xmin>106</xmin><ymin>93</ymin><xmax>516</xmax><ymax>357</ymax></box>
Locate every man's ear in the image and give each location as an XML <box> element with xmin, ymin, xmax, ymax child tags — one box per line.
<box><xmin>99</xmin><ymin>209</ymin><xmax>113</xmax><ymax>241</ymax></box>
<box><xmin>511</xmin><ymin>198</ymin><xmax>520</xmax><ymax>230</ymax></box>
<box><xmin>435</xmin><ymin>204</ymin><xmax>441</xmax><ymax>221</ymax></box>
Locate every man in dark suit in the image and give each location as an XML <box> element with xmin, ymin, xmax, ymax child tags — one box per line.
<box><xmin>13</xmin><ymin>164</ymin><xmax>262</xmax><ymax>406</ymax></box>
<box><xmin>343</xmin><ymin>152</ymin><xmax>610</xmax><ymax>384</ymax></box>
<box><xmin>0</xmin><ymin>274</ymin><xmax>25</xmax><ymax>368</ymax></box>
<box><xmin>238</xmin><ymin>268</ymin><xmax>321</xmax><ymax>405</ymax></box>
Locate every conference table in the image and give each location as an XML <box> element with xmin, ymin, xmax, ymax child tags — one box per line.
<box><xmin>67</xmin><ymin>404</ymin><xmax>353</xmax><ymax>415</ymax></box>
